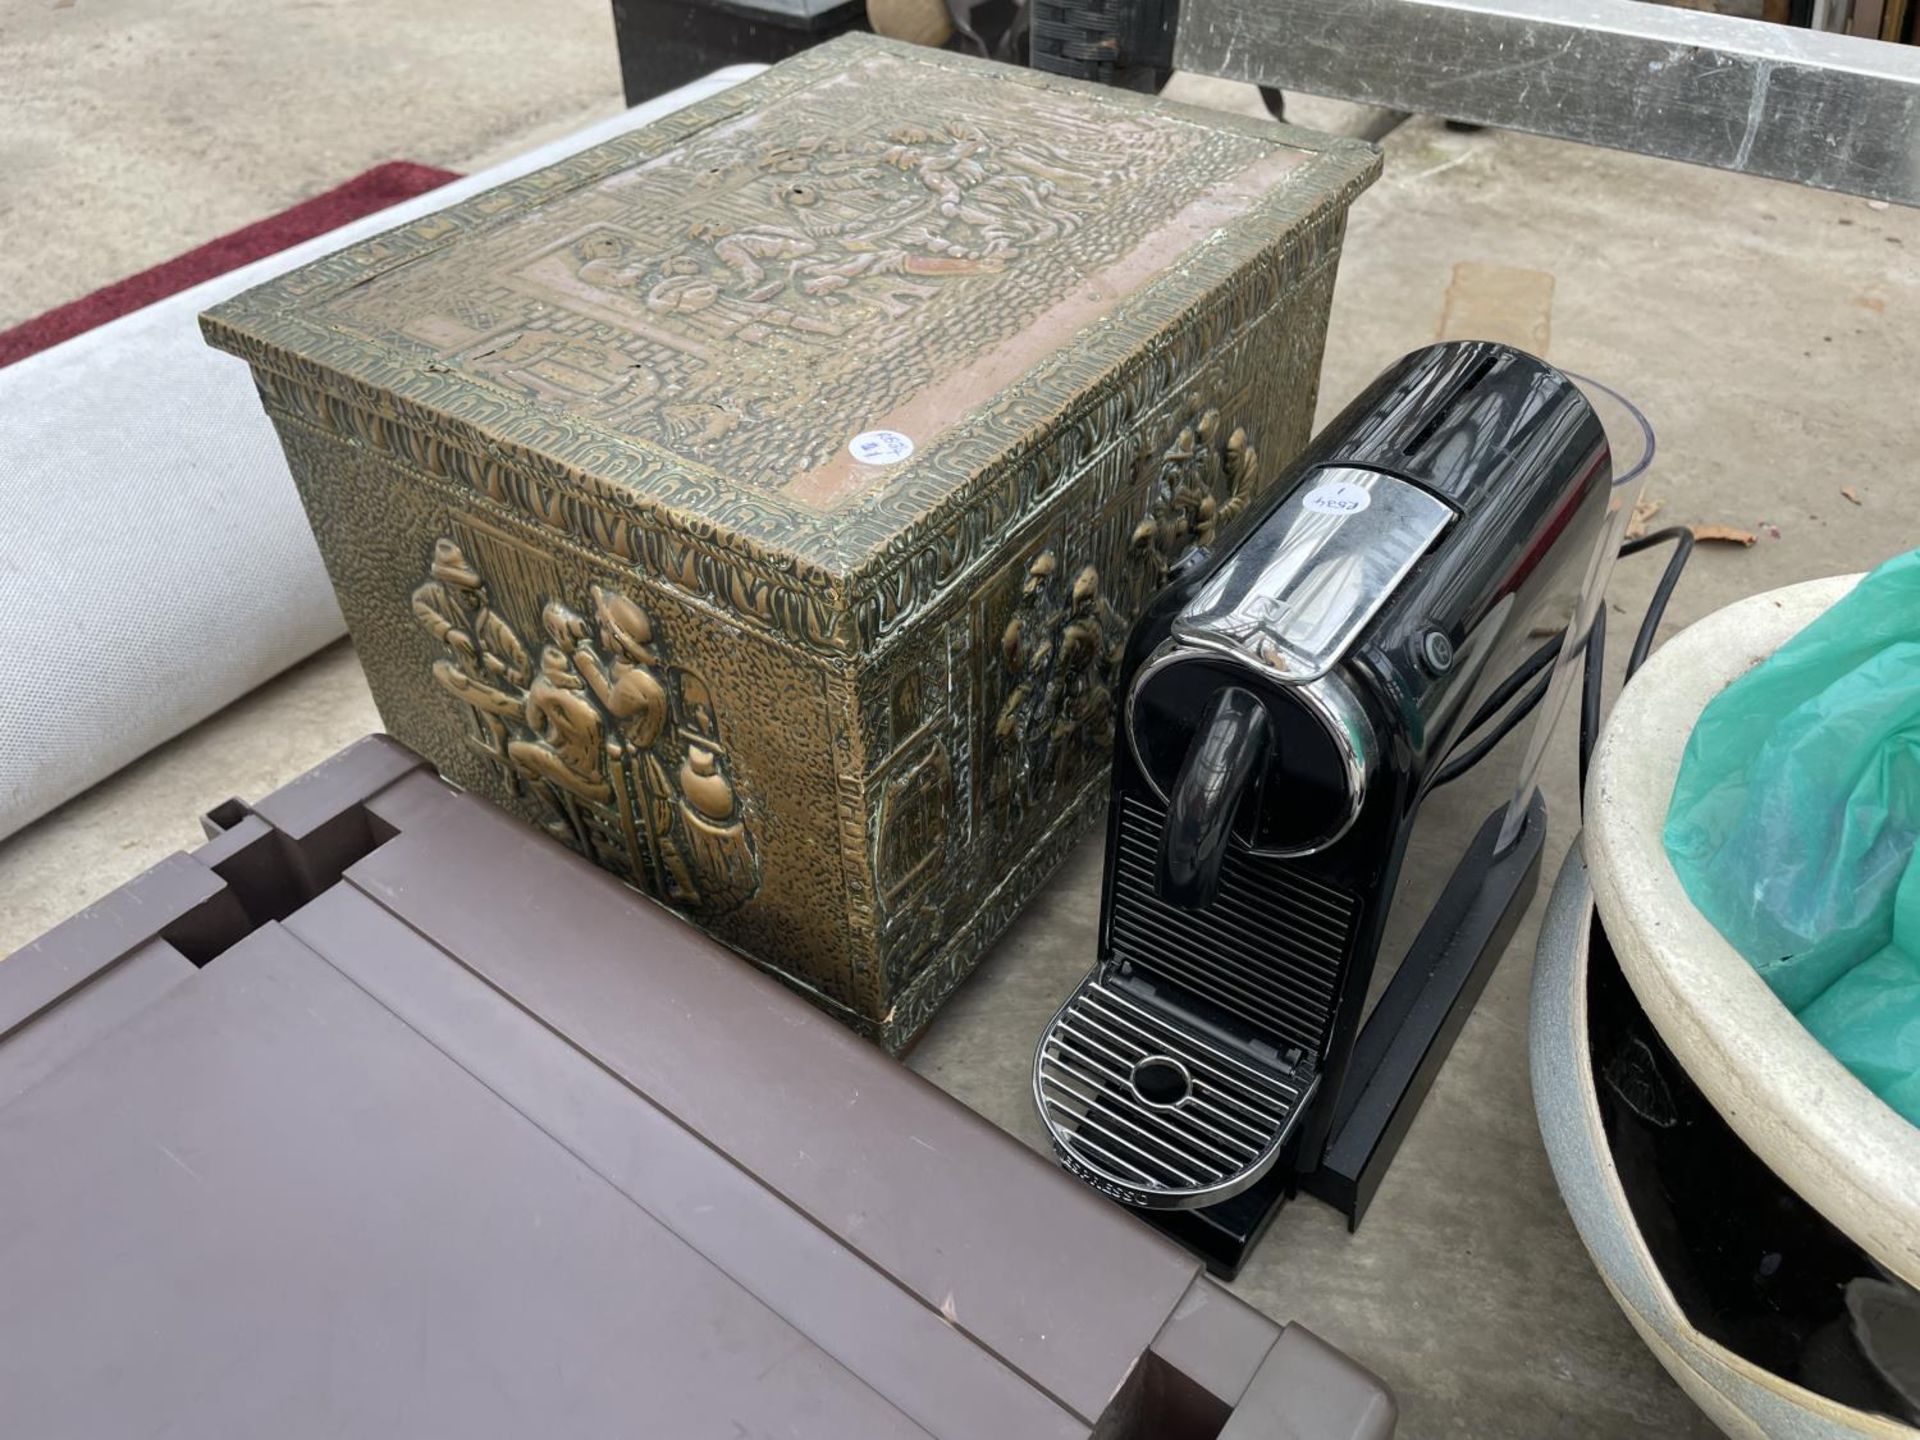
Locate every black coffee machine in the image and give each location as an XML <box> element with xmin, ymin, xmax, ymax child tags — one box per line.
<box><xmin>1035</xmin><ymin>342</ymin><xmax>1617</xmax><ymax>1276</ymax></box>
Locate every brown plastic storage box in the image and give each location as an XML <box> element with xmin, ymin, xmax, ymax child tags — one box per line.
<box><xmin>200</xmin><ymin>38</ymin><xmax>1378</xmax><ymax>1049</ymax></box>
<box><xmin>0</xmin><ymin>736</ymin><xmax>1395</xmax><ymax>1439</ymax></box>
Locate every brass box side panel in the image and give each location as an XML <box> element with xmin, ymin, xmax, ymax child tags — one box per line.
<box><xmin>265</xmin><ymin>407</ymin><xmax>873</xmax><ymax>1009</ymax></box>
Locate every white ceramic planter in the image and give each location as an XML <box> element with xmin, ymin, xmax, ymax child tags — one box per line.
<box><xmin>1583</xmin><ymin>575</ymin><xmax>1920</xmax><ymax>1287</ymax></box>
<box><xmin>1531</xmin><ymin>847</ymin><xmax>1914</xmax><ymax>1439</ymax></box>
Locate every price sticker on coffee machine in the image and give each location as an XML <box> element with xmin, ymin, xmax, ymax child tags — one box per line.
<box><xmin>1301</xmin><ymin>479</ymin><xmax>1372</xmax><ymax>515</ymax></box>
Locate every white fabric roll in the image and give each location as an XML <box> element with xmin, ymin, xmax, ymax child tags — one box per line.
<box><xmin>0</xmin><ymin>67</ymin><xmax>764</xmax><ymax>840</ymax></box>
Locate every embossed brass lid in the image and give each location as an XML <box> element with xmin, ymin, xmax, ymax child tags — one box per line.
<box><xmin>203</xmin><ymin>36</ymin><xmax>1377</xmax><ymax>651</ymax></box>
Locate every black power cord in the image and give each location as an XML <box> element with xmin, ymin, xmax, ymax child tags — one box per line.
<box><xmin>1431</xmin><ymin>523</ymin><xmax>1695</xmax><ymax>793</ymax></box>
<box><xmin>1430</xmin><ymin>664</ymin><xmax>1555</xmax><ymax>790</ymax></box>
<box><xmin>1462</xmin><ymin>630</ymin><xmax>1564</xmax><ymax>736</ymax></box>
<box><xmin>1618</xmin><ymin>525</ymin><xmax>1696</xmax><ymax>679</ymax></box>
<box><xmin>1580</xmin><ymin>523</ymin><xmax>1695</xmax><ymax>810</ymax></box>
<box><xmin>1579</xmin><ymin>606</ymin><xmax>1607</xmax><ymax>802</ymax></box>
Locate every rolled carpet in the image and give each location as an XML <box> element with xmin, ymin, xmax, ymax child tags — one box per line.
<box><xmin>0</xmin><ymin>163</ymin><xmax>459</xmax><ymax>368</ymax></box>
<box><xmin>0</xmin><ymin>67</ymin><xmax>767</xmax><ymax>841</ymax></box>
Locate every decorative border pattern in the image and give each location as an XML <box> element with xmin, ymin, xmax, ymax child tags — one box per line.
<box><xmin>254</xmin><ymin>368</ymin><xmax>852</xmax><ymax>648</ymax></box>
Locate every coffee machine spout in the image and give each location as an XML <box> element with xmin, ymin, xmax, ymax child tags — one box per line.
<box><xmin>1157</xmin><ymin>687</ymin><xmax>1270</xmax><ymax>912</ymax></box>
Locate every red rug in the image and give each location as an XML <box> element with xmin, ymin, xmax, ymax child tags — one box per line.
<box><xmin>0</xmin><ymin>160</ymin><xmax>459</xmax><ymax>369</ymax></box>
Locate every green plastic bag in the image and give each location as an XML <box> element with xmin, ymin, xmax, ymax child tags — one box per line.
<box><xmin>1664</xmin><ymin>547</ymin><xmax>1920</xmax><ymax>1126</ymax></box>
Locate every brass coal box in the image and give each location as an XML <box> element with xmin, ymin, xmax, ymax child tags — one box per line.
<box><xmin>202</xmin><ymin>37</ymin><xmax>1378</xmax><ymax>1050</ymax></box>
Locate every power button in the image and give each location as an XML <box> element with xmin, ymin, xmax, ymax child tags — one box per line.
<box><xmin>1421</xmin><ymin>630</ymin><xmax>1455</xmax><ymax>674</ymax></box>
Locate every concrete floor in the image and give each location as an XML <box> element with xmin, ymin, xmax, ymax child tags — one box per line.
<box><xmin>3</xmin><ymin>5</ymin><xmax>1917</xmax><ymax>1435</ymax></box>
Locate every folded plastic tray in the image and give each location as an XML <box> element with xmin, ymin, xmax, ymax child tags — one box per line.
<box><xmin>0</xmin><ymin>735</ymin><xmax>1394</xmax><ymax>1440</ymax></box>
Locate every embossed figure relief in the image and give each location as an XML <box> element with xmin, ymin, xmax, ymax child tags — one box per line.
<box><xmin>411</xmin><ymin>537</ymin><xmax>759</xmax><ymax>915</ymax></box>
<box><xmin>417</xmin><ymin>114</ymin><xmax>1127</xmax><ymax>463</ymax></box>
<box><xmin>990</xmin><ymin>552</ymin><xmax>1128</xmax><ymax>828</ymax></box>
<box><xmin>1131</xmin><ymin>405</ymin><xmax>1260</xmax><ymax>588</ymax></box>
<box><xmin>560</xmin><ymin>121</ymin><xmax>1114</xmax><ymax>348</ymax></box>
<box><xmin>315</xmin><ymin>60</ymin><xmax>1241</xmax><ymax>483</ymax></box>
<box><xmin>388</xmin><ymin>113</ymin><xmax>1136</xmax><ymax>468</ymax></box>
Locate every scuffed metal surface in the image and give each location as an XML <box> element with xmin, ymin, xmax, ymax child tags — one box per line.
<box><xmin>1177</xmin><ymin>0</ymin><xmax>1920</xmax><ymax>206</ymax></box>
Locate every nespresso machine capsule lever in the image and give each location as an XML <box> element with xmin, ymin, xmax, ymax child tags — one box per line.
<box><xmin>1034</xmin><ymin>341</ymin><xmax>1631</xmax><ymax>1277</ymax></box>
<box><xmin>1157</xmin><ymin>687</ymin><xmax>1270</xmax><ymax>912</ymax></box>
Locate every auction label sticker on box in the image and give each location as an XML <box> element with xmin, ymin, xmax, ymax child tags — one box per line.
<box><xmin>849</xmin><ymin>430</ymin><xmax>915</xmax><ymax>465</ymax></box>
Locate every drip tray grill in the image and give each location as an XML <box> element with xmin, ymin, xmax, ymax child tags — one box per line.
<box><xmin>1033</xmin><ymin>975</ymin><xmax>1315</xmax><ymax>1211</ymax></box>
